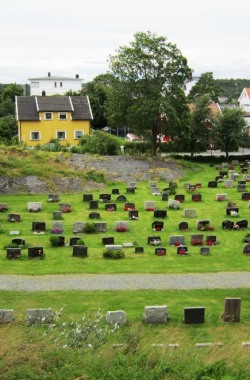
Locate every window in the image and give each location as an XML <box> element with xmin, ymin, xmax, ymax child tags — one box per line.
<box><xmin>74</xmin><ymin>130</ymin><xmax>84</xmax><ymax>139</ymax></box>
<box><xmin>58</xmin><ymin>112</ymin><xmax>67</xmax><ymax>120</ymax></box>
<box><xmin>31</xmin><ymin>81</ymin><xmax>39</xmax><ymax>88</ymax></box>
<box><xmin>60</xmin><ymin>82</ymin><xmax>63</xmax><ymax>87</ymax></box>
<box><xmin>54</xmin><ymin>82</ymin><xmax>57</xmax><ymax>88</ymax></box>
<box><xmin>44</xmin><ymin>112</ymin><xmax>53</xmax><ymax>120</ymax></box>
<box><xmin>57</xmin><ymin>131</ymin><xmax>66</xmax><ymax>140</ymax></box>
<box><xmin>30</xmin><ymin>131</ymin><xmax>40</xmax><ymax>140</ymax></box>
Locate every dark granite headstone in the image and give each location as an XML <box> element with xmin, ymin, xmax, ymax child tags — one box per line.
<box><xmin>32</xmin><ymin>222</ymin><xmax>46</xmax><ymax>232</ymax></box>
<box><xmin>208</xmin><ymin>181</ymin><xmax>217</xmax><ymax>188</ymax></box>
<box><xmin>89</xmin><ymin>200</ymin><xmax>99</xmax><ymax>209</ymax></box>
<box><xmin>83</xmin><ymin>194</ymin><xmax>93</xmax><ymax>202</ymax></box>
<box><xmin>112</xmin><ymin>188</ymin><xmax>119</xmax><ymax>194</ymax></box>
<box><xmin>152</xmin><ymin>221</ymin><xmax>164</xmax><ymax>231</ymax></box>
<box><xmin>129</xmin><ymin>210</ymin><xmax>139</xmax><ymax>219</ymax></box>
<box><xmin>12</xmin><ymin>238</ymin><xmax>25</xmax><ymax>246</ymax></box>
<box><xmin>175</xmin><ymin>194</ymin><xmax>185</xmax><ymax>203</ymax></box>
<box><xmin>102</xmin><ymin>236</ymin><xmax>115</xmax><ymax>245</ymax></box>
<box><xmin>99</xmin><ymin>194</ymin><xmax>111</xmax><ymax>202</ymax></box>
<box><xmin>89</xmin><ymin>212</ymin><xmax>100</xmax><ymax>219</ymax></box>
<box><xmin>184</xmin><ymin>307</ymin><xmax>205</xmax><ymax>324</ymax></box>
<box><xmin>28</xmin><ymin>247</ymin><xmax>45</xmax><ymax>259</ymax></box>
<box><xmin>70</xmin><ymin>237</ymin><xmax>83</xmax><ymax>246</ymax></box>
<box><xmin>155</xmin><ymin>248</ymin><xmax>166</xmax><ymax>256</ymax></box>
<box><xmin>6</xmin><ymin>248</ymin><xmax>21</xmax><ymax>259</ymax></box>
<box><xmin>177</xmin><ymin>245</ymin><xmax>188</xmax><ymax>255</ymax></box>
<box><xmin>135</xmin><ymin>246</ymin><xmax>144</xmax><ymax>253</ymax></box>
<box><xmin>116</xmin><ymin>195</ymin><xmax>127</xmax><ymax>202</ymax></box>
<box><xmin>105</xmin><ymin>203</ymin><xmax>117</xmax><ymax>211</ymax></box>
<box><xmin>8</xmin><ymin>214</ymin><xmax>21</xmax><ymax>222</ymax></box>
<box><xmin>179</xmin><ymin>221</ymin><xmax>189</xmax><ymax>231</ymax></box>
<box><xmin>154</xmin><ymin>210</ymin><xmax>167</xmax><ymax>218</ymax></box>
<box><xmin>242</xmin><ymin>192</ymin><xmax>250</xmax><ymax>201</ymax></box>
<box><xmin>192</xmin><ymin>194</ymin><xmax>202</xmax><ymax>202</ymax></box>
<box><xmin>72</xmin><ymin>245</ymin><xmax>88</xmax><ymax>257</ymax></box>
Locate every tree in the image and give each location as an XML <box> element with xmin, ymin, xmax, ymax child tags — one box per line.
<box><xmin>212</xmin><ymin>108</ymin><xmax>246</xmax><ymax>159</ymax></box>
<box><xmin>186</xmin><ymin>95</ymin><xmax>213</xmax><ymax>158</ymax></box>
<box><xmin>107</xmin><ymin>31</ymin><xmax>192</xmax><ymax>156</ymax></box>
<box><xmin>188</xmin><ymin>72</ymin><xmax>221</xmax><ymax>102</ymax></box>
<box><xmin>80</xmin><ymin>73</ymin><xmax>114</xmax><ymax>130</ymax></box>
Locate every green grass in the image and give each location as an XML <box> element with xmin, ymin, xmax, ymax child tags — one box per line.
<box><xmin>0</xmin><ymin>162</ymin><xmax>249</xmax><ymax>275</ymax></box>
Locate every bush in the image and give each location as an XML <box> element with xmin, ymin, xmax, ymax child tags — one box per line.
<box><xmin>83</xmin><ymin>223</ymin><xmax>96</xmax><ymax>234</ymax></box>
<box><xmin>76</xmin><ymin>130</ymin><xmax>120</xmax><ymax>155</ymax></box>
<box><xmin>49</xmin><ymin>235</ymin><xmax>61</xmax><ymax>247</ymax></box>
<box><xmin>103</xmin><ymin>249</ymin><xmax>125</xmax><ymax>259</ymax></box>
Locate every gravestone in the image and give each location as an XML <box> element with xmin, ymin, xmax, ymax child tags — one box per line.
<box><xmin>124</xmin><ymin>202</ymin><xmax>135</xmax><ymax>211</ymax></box>
<box><xmin>27</xmin><ymin>308</ymin><xmax>53</xmax><ymax>324</ymax></box>
<box><xmin>32</xmin><ymin>221</ymin><xmax>46</xmax><ymax>233</ymax></box>
<box><xmin>241</xmin><ymin>168</ymin><xmax>248</xmax><ymax>174</ymax></box>
<box><xmin>129</xmin><ymin>210</ymin><xmax>139</xmax><ymax>219</ymax></box>
<box><xmin>192</xmin><ymin>194</ymin><xmax>202</xmax><ymax>202</ymax></box>
<box><xmin>161</xmin><ymin>192</ymin><xmax>169</xmax><ymax>201</ymax></box>
<box><xmin>128</xmin><ymin>181</ymin><xmax>136</xmax><ymax>189</ymax></box>
<box><xmin>28</xmin><ymin>247</ymin><xmax>45</xmax><ymax>259</ymax></box>
<box><xmin>94</xmin><ymin>222</ymin><xmax>107</xmax><ymax>232</ymax></box>
<box><xmin>191</xmin><ymin>234</ymin><xmax>204</xmax><ymax>245</ymax></box>
<box><xmin>12</xmin><ymin>238</ymin><xmax>25</xmax><ymax>246</ymax></box>
<box><xmin>154</xmin><ymin>210</ymin><xmax>167</xmax><ymax>218</ymax></box>
<box><xmin>73</xmin><ymin>221</ymin><xmax>85</xmax><ymax>234</ymax></box>
<box><xmin>206</xmin><ymin>235</ymin><xmax>217</xmax><ymax>245</ymax></box>
<box><xmin>89</xmin><ymin>212</ymin><xmax>100</xmax><ymax>219</ymax></box>
<box><xmin>196</xmin><ymin>220</ymin><xmax>211</xmax><ymax>231</ymax></box>
<box><xmin>53</xmin><ymin>211</ymin><xmax>62</xmax><ymax>220</ymax></box>
<box><xmin>184</xmin><ymin>209</ymin><xmax>196</xmax><ymax>218</ymax></box>
<box><xmin>106</xmin><ymin>310</ymin><xmax>126</xmax><ymax>326</ymax></box>
<box><xmin>175</xmin><ymin>194</ymin><xmax>185</xmax><ymax>203</ymax></box>
<box><xmin>151</xmin><ymin>187</ymin><xmax>161</xmax><ymax>196</ymax></box>
<box><xmin>235</xmin><ymin>220</ymin><xmax>248</xmax><ymax>229</ymax></box>
<box><xmin>51</xmin><ymin>221</ymin><xmax>64</xmax><ymax>234</ymax></box>
<box><xmin>222</xmin><ymin>298</ymin><xmax>241</xmax><ymax>322</ymax></box>
<box><xmin>149</xmin><ymin>181</ymin><xmax>157</xmax><ymax>188</ymax></box>
<box><xmin>83</xmin><ymin>194</ymin><xmax>93</xmax><ymax>202</ymax></box>
<box><xmin>208</xmin><ymin>181</ymin><xmax>217</xmax><ymax>188</ymax></box>
<box><xmin>148</xmin><ymin>236</ymin><xmax>161</xmax><ymax>245</ymax></box>
<box><xmin>72</xmin><ymin>245</ymin><xmax>88</xmax><ymax>257</ymax></box>
<box><xmin>152</xmin><ymin>221</ymin><xmax>164</xmax><ymax>231</ymax></box>
<box><xmin>105</xmin><ymin>203</ymin><xmax>117</xmax><ymax>211</ymax></box>
<box><xmin>177</xmin><ymin>246</ymin><xmax>188</xmax><ymax>255</ymax></box>
<box><xmin>168</xmin><ymin>199</ymin><xmax>180</xmax><ymax>210</ymax></box>
<box><xmin>243</xmin><ymin>243</ymin><xmax>250</xmax><ymax>255</ymax></box>
<box><xmin>237</xmin><ymin>184</ymin><xmax>246</xmax><ymax>192</ymax></box>
<box><xmin>0</xmin><ymin>203</ymin><xmax>8</xmax><ymax>211</ymax></box>
<box><xmin>242</xmin><ymin>192</ymin><xmax>250</xmax><ymax>201</ymax></box>
<box><xmin>243</xmin><ymin>175</ymin><xmax>250</xmax><ymax>182</ymax></box>
<box><xmin>104</xmin><ymin>245</ymin><xmax>123</xmax><ymax>251</ymax></box>
<box><xmin>184</xmin><ymin>307</ymin><xmax>205</xmax><ymax>324</ymax></box>
<box><xmin>196</xmin><ymin>183</ymin><xmax>202</xmax><ymax>189</ymax></box>
<box><xmin>155</xmin><ymin>248</ymin><xmax>166</xmax><ymax>256</ymax></box>
<box><xmin>28</xmin><ymin>202</ymin><xmax>42</xmax><ymax>212</ymax></box>
<box><xmin>135</xmin><ymin>246</ymin><xmax>144</xmax><ymax>253</ymax></box>
<box><xmin>219</xmin><ymin>170</ymin><xmax>228</xmax><ymax>177</ymax></box>
<box><xmin>59</xmin><ymin>203</ymin><xmax>71</xmax><ymax>213</ymax></box>
<box><xmin>116</xmin><ymin>195</ymin><xmax>127</xmax><ymax>203</ymax></box>
<box><xmin>226</xmin><ymin>207</ymin><xmax>239</xmax><ymax>216</ymax></box>
<box><xmin>126</xmin><ymin>187</ymin><xmax>135</xmax><ymax>194</ymax></box>
<box><xmin>224</xmin><ymin>180</ymin><xmax>233</xmax><ymax>188</ymax></box>
<box><xmin>228</xmin><ymin>201</ymin><xmax>237</xmax><ymax>208</ymax></box>
<box><xmin>99</xmin><ymin>194</ymin><xmax>111</xmax><ymax>202</ymax></box>
<box><xmin>6</xmin><ymin>248</ymin><xmax>21</xmax><ymax>259</ymax></box>
<box><xmin>48</xmin><ymin>194</ymin><xmax>60</xmax><ymax>202</ymax></box>
<box><xmin>222</xmin><ymin>220</ymin><xmax>234</xmax><ymax>230</ymax></box>
<box><xmin>144</xmin><ymin>306</ymin><xmax>168</xmax><ymax>323</ymax></box>
<box><xmin>179</xmin><ymin>221</ymin><xmax>189</xmax><ymax>231</ymax></box>
<box><xmin>188</xmin><ymin>185</ymin><xmax>196</xmax><ymax>192</ymax></box>
<box><xmin>102</xmin><ymin>237</ymin><xmax>114</xmax><ymax>245</ymax></box>
<box><xmin>112</xmin><ymin>188</ymin><xmax>119</xmax><ymax>194</ymax></box>
<box><xmin>89</xmin><ymin>200</ymin><xmax>99</xmax><ymax>209</ymax></box>
<box><xmin>144</xmin><ymin>201</ymin><xmax>156</xmax><ymax>211</ymax></box>
<box><xmin>215</xmin><ymin>175</ymin><xmax>223</xmax><ymax>182</ymax></box>
<box><xmin>115</xmin><ymin>221</ymin><xmax>129</xmax><ymax>232</ymax></box>
<box><xmin>70</xmin><ymin>237</ymin><xmax>83</xmax><ymax>246</ymax></box>
<box><xmin>56</xmin><ymin>235</ymin><xmax>65</xmax><ymax>246</ymax></box>
<box><xmin>8</xmin><ymin>214</ymin><xmax>21</xmax><ymax>222</ymax></box>
<box><xmin>216</xmin><ymin>194</ymin><xmax>228</xmax><ymax>202</ymax></box>
<box><xmin>200</xmin><ymin>247</ymin><xmax>210</xmax><ymax>255</ymax></box>
<box><xmin>169</xmin><ymin>235</ymin><xmax>185</xmax><ymax>245</ymax></box>
<box><xmin>0</xmin><ymin>310</ymin><xmax>14</xmax><ymax>323</ymax></box>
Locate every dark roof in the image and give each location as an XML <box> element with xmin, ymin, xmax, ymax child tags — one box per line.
<box><xmin>16</xmin><ymin>96</ymin><xmax>92</xmax><ymax>121</ymax></box>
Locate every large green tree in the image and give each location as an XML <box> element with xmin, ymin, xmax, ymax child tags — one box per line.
<box><xmin>188</xmin><ymin>72</ymin><xmax>221</xmax><ymax>102</ymax></box>
<box><xmin>107</xmin><ymin>31</ymin><xmax>192</xmax><ymax>156</ymax></box>
<box><xmin>212</xmin><ymin>108</ymin><xmax>246</xmax><ymax>159</ymax></box>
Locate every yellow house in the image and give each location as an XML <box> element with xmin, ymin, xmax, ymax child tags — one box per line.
<box><xmin>15</xmin><ymin>95</ymin><xmax>93</xmax><ymax>146</ymax></box>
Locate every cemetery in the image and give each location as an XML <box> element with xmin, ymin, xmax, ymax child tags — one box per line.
<box><xmin>1</xmin><ymin>155</ymin><xmax>250</xmax><ymax>379</ymax></box>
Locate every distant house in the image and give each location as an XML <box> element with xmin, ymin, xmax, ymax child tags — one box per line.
<box><xmin>238</xmin><ymin>88</ymin><xmax>250</xmax><ymax>135</ymax></box>
<box><xmin>188</xmin><ymin>101</ymin><xmax>222</xmax><ymax>128</ymax></box>
<box><xmin>15</xmin><ymin>95</ymin><xmax>93</xmax><ymax>146</ymax></box>
<box><xmin>28</xmin><ymin>73</ymin><xmax>83</xmax><ymax>96</ymax></box>
<box><xmin>183</xmin><ymin>77</ymin><xmax>199</xmax><ymax>96</ymax></box>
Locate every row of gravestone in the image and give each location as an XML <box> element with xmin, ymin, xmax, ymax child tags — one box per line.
<box><xmin>0</xmin><ymin>298</ymin><xmax>242</xmax><ymax>325</ymax></box>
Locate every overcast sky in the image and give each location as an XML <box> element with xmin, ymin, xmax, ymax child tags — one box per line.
<box><xmin>1</xmin><ymin>0</ymin><xmax>249</xmax><ymax>84</ymax></box>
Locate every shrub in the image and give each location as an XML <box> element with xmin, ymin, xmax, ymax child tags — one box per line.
<box><xmin>75</xmin><ymin>239</ymin><xmax>85</xmax><ymax>246</ymax></box>
<box><xmin>103</xmin><ymin>249</ymin><xmax>125</xmax><ymax>259</ymax></box>
<box><xmin>49</xmin><ymin>235</ymin><xmax>61</xmax><ymax>247</ymax></box>
<box><xmin>83</xmin><ymin>223</ymin><xmax>96</xmax><ymax>234</ymax></box>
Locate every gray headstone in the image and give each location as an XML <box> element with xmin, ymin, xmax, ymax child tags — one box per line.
<box><xmin>73</xmin><ymin>221</ymin><xmax>85</xmax><ymax>233</ymax></box>
<box><xmin>27</xmin><ymin>308</ymin><xmax>53</xmax><ymax>324</ymax></box>
<box><xmin>184</xmin><ymin>209</ymin><xmax>196</xmax><ymax>218</ymax></box>
<box><xmin>0</xmin><ymin>309</ymin><xmax>14</xmax><ymax>323</ymax></box>
<box><xmin>106</xmin><ymin>310</ymin><xmax>127</xmax><ymax>325</ymax></box>
<box><xmin>144</xmin><ymin>306</ymin><xmax>168</xmax><ymax>323</ymax></box>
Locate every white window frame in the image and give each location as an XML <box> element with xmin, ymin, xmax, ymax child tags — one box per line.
<box><xmin>31</xmin><ymin>81</ymin><xmax>39</xmax><ymax>88</ymax></box>
<box><xmin>74</xmin><ymin>130</ymin><xmax>84</xmax><ymax>139</ymax></box>
<box><xmin>56</xmin><ymin>131</ymin><xmax>66</xmax><ymax>140</ymax></box>
<box><xmin>30</xmin><ymin>131</ymin><xmax>41</xmax><ymax>140</ymax></box>
<box><xmin>58</xmin><ymin>112</ymin><xmax>67</xmax><ymax>120</ymax></box>
<box><xmin>44</xmin><ymin>112</ymin><xmax>53</xmax><ymax>120</ymax></box>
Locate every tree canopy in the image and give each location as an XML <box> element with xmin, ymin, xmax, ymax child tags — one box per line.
<box><xmin>107</xmin><ymin>31</ymin><xmax>192</xmax><ymax>155</ymax></box>
<box><xmin>188</xmin><ymin>72</ymin><xmax>222</xmax><ymax>102</ymax></box>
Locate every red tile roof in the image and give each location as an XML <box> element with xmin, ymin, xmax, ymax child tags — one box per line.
<box><xmin>246</xmin><ymin>88</ymin><xmax>250</xmax><ymax>98</ymax></box>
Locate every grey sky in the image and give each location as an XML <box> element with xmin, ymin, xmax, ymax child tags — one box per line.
<box><xmin>1</xmin><ymin>0</ymin><xmax>249</xmax><ymax>84</ymax></box>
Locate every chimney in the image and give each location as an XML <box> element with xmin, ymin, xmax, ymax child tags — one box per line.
<box><xmin>48</xmin><ymin>72</ymin><xmax>51</xmax><ymax>77</ymax></box>
<box><xmin>76</xmin><ymin>74</ymin><xmax>79</xmax><ymax>79</ymax></box>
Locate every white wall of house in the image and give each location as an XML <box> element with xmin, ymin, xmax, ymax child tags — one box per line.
<box><xmin>238</xmin><ymin>88</ymin><xmax>250</xmax><ymax>113</ymax></box>
<box><xmin>28</xmin><ymin>73</ymin><xmax>83</xmax><ymax>96</ymax></box>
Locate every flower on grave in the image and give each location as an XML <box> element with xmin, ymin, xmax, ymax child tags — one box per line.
<box><xmin>174</xmin><ymin>242</ymin><xmax>180</xmax><ymax>247</ymax></box>
<box><xmin>217</xmin><ymin>196</ymin><xmax>223</xmax><ymax>201</ymax></box>
<box><xmin>107</xmin><ymin>207</ymin><xmax>115</xmax><ymax>211</ymax></box>
<box><xmin>116</xmin><ymin>226</ymin><xmax>126</xmax><ymax>232</ymax></box>
<box><xmin>51</xmin><ymin>228</ymin><xmax>63</xmax><ymax>234</ymax></box>
<box><xmin>207</xmin><ymin>240</ymin><xmax>214</xmax><ymax>246</ymax></box>
<box><xmin>191</xmin><ymin>239</ymin><xmax>203</xmax><ymax>246</ymax></box>
<box><xmin>178</xmin><ymin>249</ymin><xmax>186</xmax><ymax>255</ymax></box>
<box><xmin>230</xmin><ymin>211</ymin><xmax>238</xmax><ymax>217</ymax></box>
<box><xmin>146</xmin><ymin>207</ymin><xmax>155</xmax><ymax>211</ymax></box>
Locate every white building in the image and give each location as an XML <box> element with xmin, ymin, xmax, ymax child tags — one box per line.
<box><xmin>28</xmin><ymin>73</ymin><xmax>83</xmax><ymax>96</ymax></box>
<box><xmin>238</xmin><ymin>88</ymin><xmax>250</xmax><ymax>135</ymax></box>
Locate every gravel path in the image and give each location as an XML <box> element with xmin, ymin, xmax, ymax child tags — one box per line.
<box><xmin>0</xmin><ymin>272</ymin><xmax>250</xmax><ymax>292</ymax></box>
